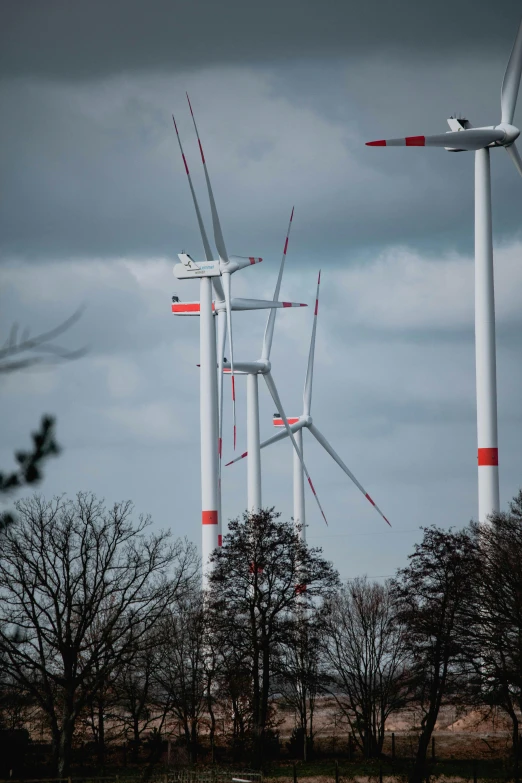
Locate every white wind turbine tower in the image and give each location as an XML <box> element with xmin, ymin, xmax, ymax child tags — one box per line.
<box><xmin>227</xmin><ymin>272</ymin><xmax>391</xmax><ymax>535</ymax></box>
<box><xmin>366</xmin><ymin>16</ymin><xmax>522</xmax><ymax>523</ymax></box>
<box><xmin>222</xmin><ymin>207</ymin><xmax>307</xmax><ymax>513</ymax></box>
<box><xmin>172</xmin><ymin>97</ymin><xmax>269</xmax><ymax>586</ymax></box>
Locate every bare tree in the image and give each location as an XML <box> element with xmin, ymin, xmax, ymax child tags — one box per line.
<box><xmin>0</xmin><ymin>309</ymin><xmax>85</xmax><ymax>374</ymax></box>
<box><xmin>324</xmin><ymin>577</ymin><xmax>408</xmax><ymax>759</ymax></box>
<box><xmin>207</xmin><ymin>508</ymin><xmax>339</xmax><ymax>766</ymax></box>
<box><xmin>154</xmin><ymin>591</ymin><xmax>207</xmax><ymax>763</ymax></box>
<box><xmin>112</xmin><ymin>637</ymin><xmax>161</xmax><ymax>761</ymax></box>
<box><xmin>0</xmin><ymin>492</ymin><xmax>199</xmax><ymax>775</ymax></box>
<box><xmin>461</xmin><ymin>491</ymin><xmax>522</xmax><ymax>758</ymax></box>
<box><xmin>276</xmin><ymin>609</ymin><xmax>325</xmax><ymax>761</ymax></box>
<box><xmin>391</xmin><ymin>527</ymin><xmax>475</xmax><ymax>783</ymax></box>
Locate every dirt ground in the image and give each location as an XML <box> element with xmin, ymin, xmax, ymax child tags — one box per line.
<box><xmin>276</xmin><ymin>698</ymin><xmax>516</xmax><ymax>761</ymax></box>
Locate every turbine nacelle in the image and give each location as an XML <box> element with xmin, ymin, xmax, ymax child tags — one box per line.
<box><xmin>223</xmin><ymin>359</ymin><xmax>271</xmax><ymax>375</ymax></box>
<box><xmin>174</xmin><ymin>253</ymin><xmax>262</xmax><ymax>280</ymax></box>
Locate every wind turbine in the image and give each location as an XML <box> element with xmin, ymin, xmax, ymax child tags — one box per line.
<box><xmin>226</xmin><ymin>272</ymin><xmax>391</xmax><ymax>533</ymax></box>
<box><xmin>222</xmin><ymin>278</ymin><xmax>330</xmax><ymax>524</ymax></box>
<box><xmin>366</xmin><ymin>16</ymin><xmax>522</xmax><ymax>522</ymax></box>
<box><xmin>221</xmin><ymin>207</ymin><xmax>307</xmax><ymax>513</ymax></box>
<box><xmin>172</xmin><ymin>98</ymin><xmax>266</xmax><ymax>585</ymax></box>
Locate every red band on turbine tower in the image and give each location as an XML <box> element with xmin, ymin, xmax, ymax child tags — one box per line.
<box><xmin>218</xmin><ymin>534</ymin><xmax>222</xmax><ymax>547</ymax></box>
<box><xmin>478</xmin><ymin>448</ymin><xmax>498</xmax><ymax>466</ymax></box>
<box><xmin>202</xmin><ymin>511</ymin><xmax>218</xmax><ymax>525</ymax></box>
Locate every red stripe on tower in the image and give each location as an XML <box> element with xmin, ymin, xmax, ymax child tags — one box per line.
<box><xmin>202</xmin><ymin>511</ymin><xmax>218</xmax><ymax>525</ymax></box>
<box><xmin>405</xmin><ymin>136</ymin><xmax>425</xmax><ymax>146</ymax></box>
<box><xmin>478</xmin><ymin>448</ymin><xmax>498</xmax><ymax>466</ymax></box>
<box><xmin>218</xmin><ymin>534</ymin><xmax>222</xmax><ymax>547</ymax></box>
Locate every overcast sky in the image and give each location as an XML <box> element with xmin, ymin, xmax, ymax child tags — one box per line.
<box><xmin>1</xmin><ymin>0</ymin><xmax>521</xmax><ymax>582</ymax></box>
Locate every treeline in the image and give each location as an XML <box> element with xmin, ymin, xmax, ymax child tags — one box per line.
<box><xmin>0</xmin><ymin>492</ymin><xmax>522</xmax><ymax>783</ymax></box>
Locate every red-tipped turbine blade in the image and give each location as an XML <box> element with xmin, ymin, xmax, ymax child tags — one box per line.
<box><xmin>366</xmin><ymin>128</ymin><xmax>504</xmax><ymax>151</ymax></box>
<box><xmin>308</xmin><ymin>423</ymin><xmax>391</xmax><ymax>527</ymax></box>
<box><xmin>225</xmin><ymin>451</ymin><xmax>248</xmax><ymax>467</ymax></box>
<box><xmin>303</xmin><ymin>270</ymin><xmax>321</xmax><ymax>416</ymax></box>
<box><xmin>186</xmin><ymin>93</ymin><xmax>229</xmax><ymax>262</ymax></box>
<box><xmin>262</xmin><ymin>206</ymin><xmax>295</xmax><ymax>362</ymax></box>
<box><xmin>171</xmin><ymin>114</ymin><xmax>214</xmax><ymax>262</ymax></box>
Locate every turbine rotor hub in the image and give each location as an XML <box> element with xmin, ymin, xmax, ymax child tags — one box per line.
<box><xmin>497</xmin><ymin>123</ymin><xmax>520</xmax><ymax>145</ymax></box>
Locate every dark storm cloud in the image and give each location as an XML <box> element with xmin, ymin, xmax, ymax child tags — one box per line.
<box><xmin>2</xmin><ymin>1</ymin><xmax>522</xmax><ymax>264</ymax></box>
<box><xmin>1</xmin><ymin>0</ymin><xmax>521</xmax><ymax>80</ymax></box>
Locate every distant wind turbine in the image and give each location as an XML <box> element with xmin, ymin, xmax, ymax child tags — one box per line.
<box><xmin>227</xmin><ymin>272</ymin><xmax>391</xmax><ymax>532</ymax></box>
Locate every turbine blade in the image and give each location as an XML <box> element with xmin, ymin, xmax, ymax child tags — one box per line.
<box><xmin>171</xmin><ymin>114</ymin><xmax>214</xmax><ymax>262</ymax></box>
<box><xmin>366</xmin><ymin>128</ymin><xmax>504</xmax><ymax>151</ymax></box>
<box><xmin>216</xmin><ymin>310</ymin><xmax>227</xmax><ymax>479</ymax></box>
<box><xmin>232</xmin><ymin>298</ymin><xmax>307</xmax><ymax>311</ymax></box>
<box><xmin>222</xmin><ymin>272</ymin><xmax>236</xmax><ymax>448</ymax></box>
<box><xmin>308</xmin><ymin>423</ymin><xmax>391</xmax><ymax>527</ymax></box>
<box><xmin>501</xmin><ymin>16</ymin><xmax>522</xmax><ymax>125</ymax></box>
<box><xmin>186</xmin><ymin>94</ymin><xmax>229</xmax><ymax>262</ymax></box>
<box><xmin>225</xmin><ymin>423</ymin><xmax>298</xmax><ymax>467</ymax></box>
<box><xmin>262</xmin><ymin>207</ymin><xmax>295</xmax><ymax>361</ymax></box>
<box><xmin>264</xmin><ymin>373</ymin><xmax>328</xmax><ymax>525</ymax></box>
<box><xmin>225</xmin><ymin>449</ymin><xmax>250</xmax><ymax>467</ymax></box>
<box><xmin>303</xmin><ymin>271</ymin><xmax>321</xmax><ymax>416</ymax></box>
<box><xmin>506</xmin><ymin>141</ymin><xmax>522</xmax><ymax>177</ymax></box>
<box><xmin>212</xmin><ymin>276</ymin><xmax>225</xmax><ymax>303</ymax></box>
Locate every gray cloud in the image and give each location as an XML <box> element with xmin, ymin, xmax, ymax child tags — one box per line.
<box><xmin>1</xmin><ymin>0</ymin><xmax>521</xmax><ymax>80</ymax></box>
<box><xmin>2</xmin><ymin>57</ymin><xmax>522</xmax><ymax>265</ymax></box>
